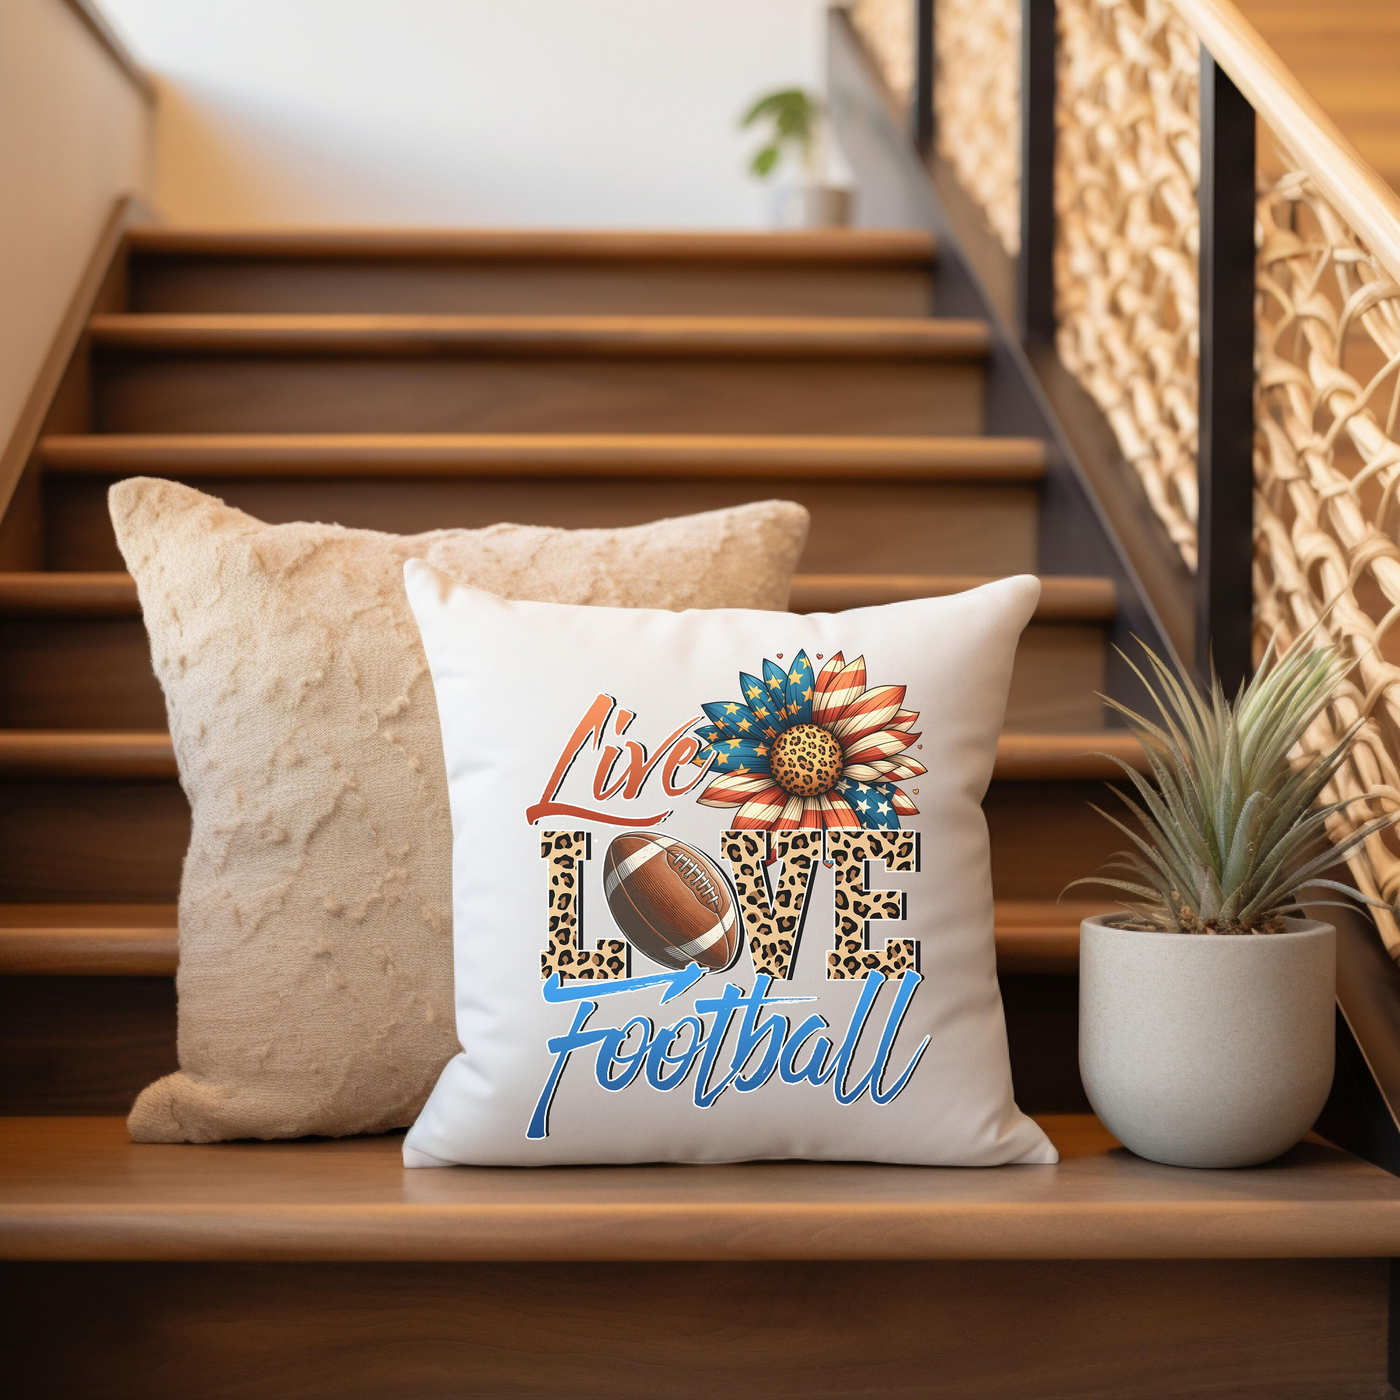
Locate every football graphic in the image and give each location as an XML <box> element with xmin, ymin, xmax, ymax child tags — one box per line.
<box><xmin>602</xmin><ymin>833</ymin><xmax>739</xmax><ymax>973</ymax></box>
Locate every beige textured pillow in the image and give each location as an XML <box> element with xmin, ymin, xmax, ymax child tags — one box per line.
<box><xmin>110</xmin><ymin>478</ymin><xmax>809</xmax><ymax>1143</ymax></box>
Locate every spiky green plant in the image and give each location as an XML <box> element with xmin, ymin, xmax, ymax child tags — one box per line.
<box><xmin>1068</xmin><ymin>638</ymin><xmax>1395</xmax><ymax>934</ymax></box>
<box><xmin>740</xmin><ymin>88</ymin><xmax>821</xmax><ymax>178</ymax></box>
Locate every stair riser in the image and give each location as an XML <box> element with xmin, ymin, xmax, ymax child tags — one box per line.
<box><xmin>0</xmin><ymin>783</ymin><xmax>189</xmax><ymax>902</ymax></box>
<box><xmin>0</xmin><ymin>619</ymin><xmax>160</xmax><ymax>729</ymax></box>
<box><xmin>0</xmin><ymin>618</ymin><xmax>1104</xmax><ymax>733</ymax></box>
<box><xmin>1</xmin><ymin>1259</ymin><xmax>1385</xmax><ymax>1400</ymax></box>
<box><xmin>43</xmin><ymin>474</ymin><xmax>1036</xmax><ymax>575</ymax></box>
<box><xmin>128</xmin><ymin>258</ymin><xmax>937</xmax><ymax>317</ymax></box>
<box><xmin>1002</xmin><ymin>974</ymin><xmax>1086</xmax><ymax>1112</ymax></box>
<box><xmin>0</xmin><ymin>975</ymin><xmax>175</xmax><ymax>1116</ymax></box>
<box><xmin>91</xmin><ymin>354</ymin><xmax>986</xmax><ymax>437</ymax></box>
<box><xmin>985</xmin><ymin>782</ymin><xmax>1121</xmax><ymax>899</ymax></box>
<box><xmin>0</xmin><ymin>970</ymin><xmax>1085</xmax><ymax>1118</ymax></box>
<box><xmin>0</xmin><ymin>780</ymin><xmax>1121</xmax><ymax>904</ymax></box>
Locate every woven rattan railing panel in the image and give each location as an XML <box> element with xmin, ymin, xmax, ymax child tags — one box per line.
<box><xmin>848</xmin><ymin>0</ymin><xmax>915</xmax><ymax>106</ymax></box>
<box><xmin>935</xmin><ymin>0</ymin><xmax>1022</xmax><ymax>255</ymax></box>
<box><xmin>1254</xmin><ymin>160</ymin><xmax>1400</xmax><ymax>952</ymax></box>
<box><xmin>848</xmin><ymin>0</ymin><xmax>1400</xmax><ymax>942</ymax></box>
<box><xmin>847</xmin><ymin>0</ymin><xmax>1022</xmax><ymax>255</ymax></box>
<box><xmin>1055</xmin><ymin>0</ymin><xmax>1202</xmax><ymax>569</ymax></box>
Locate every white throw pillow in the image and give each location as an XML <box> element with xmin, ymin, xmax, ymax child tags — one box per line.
<box><xmin>402</xmin><ymin>562</ymin><xmax>1056</xmax><ymax>1167</ymax></box>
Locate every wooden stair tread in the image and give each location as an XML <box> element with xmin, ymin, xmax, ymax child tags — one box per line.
<box><xmin>85</xmin><ymin>313</ymin><xmax>992</xmax><ymax>359</ymax></box>
<box><xmin>0</xmin><ymin>570</ymin><xmax>1112</xmax><ymax>620</ymax></box>
<box><xmin>993</xmin><ymin>732</ymin><xmax>1143</xmax><ymax>779</ymax></box>
<box><xmin>125</xmin><ymin>227</ymin><xmax>938</xmax><ymax>265</ymax></box>
<box><xmin>0</xmin><ymin>904</ymin><xmax>176</xmax><ymax>926</ymax></box>
<box><xmin>36</xmin><ymin>431</ymin><xmax>1046</xmax><ymax>480</ymax></box>
<box><xmin>0</xmin><ymin>732</ymin><xmax>178</xmax><ymax>780</ymax></box>
<box><xmin>993</xmin><ymin>900</ymin><xmax>1101</xmax><ymax>972</ymax></box>
<box><xmin>796</xmin><ymin>574</ymin><xmax>1113</xmax><ymax>617</ymax></box>
<box><xmin>0</xmin><ymin>906</ymin><xmax>177</xmax><ymax>976</ymax></box>
<box><xmin>0</xmin><ymin>572</ymin><xmax>138</xmax><ymax>615</ymax></box>
<box><xmin>0</xmin><ymin>900</ymin><xmax>1103</xmax><ymax>977</ymax></box>
<box><xmin>3</xmin><ymin>1114</ymin><xmax>1398</xmax><ymax>1263</ymax></box>
<box><xmin>0</xmin><ymin>730</ymin><xmax>1145</xmax><ymax>782</ymax></box>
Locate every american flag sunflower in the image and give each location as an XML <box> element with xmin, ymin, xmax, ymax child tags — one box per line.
<box><xmin>693</xmin><ymin>650</ymin><xmax>925</xmax><ymax>830</ymax></box>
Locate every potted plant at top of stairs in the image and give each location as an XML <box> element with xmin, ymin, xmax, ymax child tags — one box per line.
<box><xmin>740</xmin><ymin>87</ymin><xmax>852</xmax><ymax>228</ymax></box>
<box><xmin>1071</xmin><ymin>640</ymin><xmax>1398</xmax><ymax>1168</ymax></box>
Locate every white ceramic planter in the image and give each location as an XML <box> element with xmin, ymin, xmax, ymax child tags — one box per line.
<box><xmin>1079</xmin><ymin>915</ymin><xmax>1335</xmax><ymax>1167</ymax></box>
<box><xmin>772</xmin><ymin>183</ymin><xmax>853</xmax><ymax>228</ymax></box>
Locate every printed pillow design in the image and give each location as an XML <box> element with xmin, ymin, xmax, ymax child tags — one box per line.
<box><xmin>402</xmin><ymin>562</ymin><xmax>1057</xmax><ymax>1168</ymax></box>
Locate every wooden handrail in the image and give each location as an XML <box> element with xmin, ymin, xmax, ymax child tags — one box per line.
<box><xmin>1170</xmin><ymin>0</ymin><xmax>1400</xmax><ymax>285</ymax></box>
<box><xmin>58</xmin><ymin>0</ymin><xmax>155</xmax><ymax>104</ymax></box>
<box><xmin>0</xmin><ymin>197</ymin><xmax>135</xmax><ymax>526</ymax></box>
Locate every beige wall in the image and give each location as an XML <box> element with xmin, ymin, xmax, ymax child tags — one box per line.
<box><xmin>102</xmin><ymin>0</ymin><xmax>829</xmax><ymax>229</ymax></box>
<box><xmin>0</xmin><ymin>0</ymin><xmax>152</xmax><ymax>453</ymax></box>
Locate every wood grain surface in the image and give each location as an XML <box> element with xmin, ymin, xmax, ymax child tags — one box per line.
<box><xmin>0</xmin><ymin>572</ymin><xmax>139</xmax><ymax>615</ymax></box>
<box><xmin>36</xmin><ymin>430</ymin><xmax>1046</xmax><ymax>479</ymax></box>
<box><xmin>0</xmin><ymin>980</ymin><xmax>176</xmax><ymax>1115</ymax></box>
<box><xmin>995</xmin><ymin>901</ymin><xmax>1099</xmax><ymax>973</ymax></box>
<box><xmin>0</xmin><ymin>1255</ymin><xmax>1386</xmax><ymax>1398</ymax></box>
<box><xmin>0</xmin><ymin>200</ymin><xmax>132</xmax><ymax>551</ymax></box>
<box><xmin>0</xmin><ymin>731</ymin><xmax>178</xmax><ymax>780</ymax></box>
<box><xmin>984</xmin><ymin>781</ymin><xmax>1127</xmax><ymax>900</ymax></box>
<box><xmin>0</xmin><ymin>781</ymin><xmax>190</xmax><ymax>901</ymax></box>
<box><xmin>1174</xmin><ymin>0</ymin><xmax>1400</xmax><ymax>281</ymax></box>
<box><xmin>0</xmin><ymin>616</ymin><xmax>161</xmax><ymax>728</ymax></box>
<box><xmin>86</xmin><ymin>313</ymin><xmax>992</xmax><ymax>359</ymax></box>
<box><xmin>1001</xmin><ymin>973</ymin><xmax>1089</xmax><ymax>1111</ymax></box>
<box><xmin>2</xmin><ymin>1114</ymin><xmax>1399</xmax><ymax>1262</ymax></box>
<box><xmin>123</xmin><ymin>228</ymin><xmax>939</xmax><ymax>263</ymax></box>
<box><xmin>1233</xmin><ymin>0</ymin><xmax>1400</xmax><ymax>195</ymax></box>
<box><xmin>129</xmin><ymin>261</ymin><xmax>936</xmax><ymax>319</ymax></box>
<box><xmin>0</xmin><ymin>903</ymin><xmax>1100</xmax><ymax>1115</ymax></box>
<box><xmin>790</xmin><ymin>572</ymin><xmax>1116</xmax><ymax>617</ymax></box>
<box><xmin>0</xmin><ymin>900</ymin><xmax>1104</xmax><ymax>979</ymax></box>
<box><xmin>43</xmin><ymin>474</ymin><xmax>1033</xmax><ymax>575</ymax></box>
<box><xmin>0</xmin><ymin>569</ymin><xmax>1114</xmax><ymax>617</ymax></box>
<box><xmin>89</xmin><ymin>354</ymin><xmax>988</xmax><ymax>439</ymax></box>
<box><xmin>121</xmin><ymin>229</ymin><xmax>941</xmax><ymax>318</ymax></box>
<box><xmin>0</xmin><ymin>769</ymin><xmax>1125</xmax><ymax>905</ymax></box>
<box><xmin>0</xmin><ymin>730</ymin><xmax>1144</xmax><ymax>783</ymax></box>
<box><xmin>0</xmin><ymin>906</ymin><xmax>179</xmax><ymax>976</ymax></box>
<box><xmin>0</xmin><ymin>593</ymin><xmax>1109</xmax><ymax>732</ymax></box>
<box><xmin>990</xmin><ymin>732</ymin><xmax>1144</xmax><ymax>780</ymax></box>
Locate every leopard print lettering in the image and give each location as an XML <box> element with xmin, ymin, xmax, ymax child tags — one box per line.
<box><xmin>719</xmin><ymin>829</ymin><xmax>823</xmax><ymax>979</ymax></box>
<box><xmin>539</xmin><ymin>830</ymin><xmax>628</xmax><ymax>981</ymax></box>
<box><xmin>826</xmin><ymin>831</ymin><xmax>920</xmax><ymax>979</ymax></box>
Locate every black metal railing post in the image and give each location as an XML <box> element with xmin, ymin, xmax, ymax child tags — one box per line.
<box><xmin>912</xmin><ymin>0</ymin><xmax>934</xmax><ymax>154</ymax></box>
<box><xmin>1018</xmin><ymin>0</ymin><xmax>1057</xmax><ymax>343</ymax></box>
<box><xmin>1196</xmin><ymin>47</ymin><xmax>1257</xmax><ymax>694</ymax></box>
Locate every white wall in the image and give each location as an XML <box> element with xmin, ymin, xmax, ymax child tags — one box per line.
<box><xmin>0</xmin><ymin>0</ymin><xmax>152</xmax><ymax>454</ymax></box>
<box><xmin>102</xmin><ymin>0</ymin><xmax>833</xmax><ymax>229</ymax></box>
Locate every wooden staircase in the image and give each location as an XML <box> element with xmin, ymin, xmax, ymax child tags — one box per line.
<box><xmin>2</xmin><ymin>229</ymin><xmax>1398</xmax><ymax>1397</ymax></box>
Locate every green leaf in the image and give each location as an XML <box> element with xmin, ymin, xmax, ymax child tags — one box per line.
<box><xmin>750</xmin><ymin>146</ymin><xmax>780</xmax><ymax>177</ymax></box>
<box><xmin>740</xmin><ymin>88</ymin><xmax>812</xmax><ymax>128</ymax></box>
<box><xmin>739</xmin><ymin>87</ymin><xmax>819</xmax><ymax>176</ymax></box>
